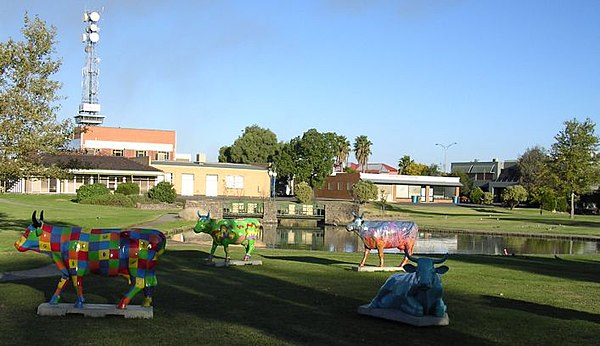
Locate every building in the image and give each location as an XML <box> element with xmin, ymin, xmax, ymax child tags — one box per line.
<box><xmin>70</xmin><ymin>126</ymin><xmax>177</xmax><ymax>160</ymax></box>
<box><xmin>451</xmin><ymin>159</ymin><xmax>519</xmax><ymax>201</ymax></box>
<box><xmin>8</xmin><ymin>154</ymin><xmax>165</xmax><ymax>194</ymax></box>
<box><xmin>315</xmin><ymin>171</ymin><xmax>461</xmax><ymax>203</ymax></box>
<box><xmin>150</xmin><ymin>160</ymin><xmax>271</xmax><ymax>198</ymax></box>
<box><xmin>348</xmin><ymin>163</ymin><xmax>398</xmax><ymax>174</ymax></box>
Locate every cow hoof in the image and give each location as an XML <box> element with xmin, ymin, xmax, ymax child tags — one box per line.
<box><xmin>74</xmin><ymin>302</ymin><xmax>84</xmax><ymax>309</ymax></box>
<box><xmin>49</xmin><ymin>296</ymin><xmax>60</xmax><ymax>304</ymax></box>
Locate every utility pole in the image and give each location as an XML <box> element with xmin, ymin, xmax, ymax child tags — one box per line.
<box><xmin>435</xmin><ymin>142</ymin><xmax>457</xmax><ymax>173</ymax></box>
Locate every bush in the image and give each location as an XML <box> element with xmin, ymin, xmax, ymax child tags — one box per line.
<box><xmin>76</xmin><ymin>183</ymin><xmax>110</xmax><ymax>202</ymax></box>
<box><xmin>482</xmin><ymin>192</ymin><xmax>494</xmax><ymax>205</ymax></box>
<box><xmin>556</xmin><ymin>195</ymin><xmax>568</xmax><ymax>212</ymax></box>
<box><xmin>353</xmin><ymin>180</ymin><xmax>378</xmax><ymax>204</ymax></box>
<box><xmin>115</xmin><ymin>182</ymin><xmax>140</xmax><ymax>196</ymax></box>
<box><xmin>148</xmin><ymin>181</ymin><xmax>177</xmax><ymax>203</ymax></box>
<box><xmin>79</xmin><ymin>193</ymin><xmax>136</xmax><ymax>207</ymax></box>
<box><xmin>470</xmin><ymin>187</ymin><xmax>484</xmax><ymax>204</ymax></box>
<box><xmin>295</xmin><ymin>182</ymin><xmax>313</xmax><ymax>204</ymax></box>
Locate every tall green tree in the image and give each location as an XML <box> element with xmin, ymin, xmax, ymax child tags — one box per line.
<box><xmin>501</xmin><ymin>185</ymin><xmax>528</xmax><ymax>210</ymax></box>
<box><xmin>517</xmin><ymin>146</ymin><xmax>553</xmax><ymax>194</ymax></box>
<box><xmin>334</xmin><ymin>135</ymin><xmax>350</xmax><ymax>172</ymax></box>
<box><xmin>276</xmin><ymin>129</ymin><xmax>337</xmax><ymax>189</ymax></box>
<box><xmin>397</xmin><ymin>155</ymin><xmax>414</xmax><ymax>174</ymax></box>
<box><xmin>0</xmin><ymin>14</ymin><xmax>72</xmax><ymax>190</ymax></box>
<box><xmin>549</xmin><ymin>118</ymin><xmax>600</xmax><ymax>218</ymax></box>
<box><xmin>353</xmin><ymin>135</ymin><xmax>372</xmax><ymax>172</ymax></box>
<box><xmin>218</xmin><ymin>125</ymin><xmax>278</xmax><ymax>164</ymax></box>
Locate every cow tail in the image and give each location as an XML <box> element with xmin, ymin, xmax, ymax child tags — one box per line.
<box><xmin>157</xmin><ymin>232</ymin><xmax>167</xmax><ymax>257</ymax></box>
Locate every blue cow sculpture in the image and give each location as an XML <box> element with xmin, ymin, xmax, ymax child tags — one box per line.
<box><xmin>368</xmin><ymin>249</ymin><xmax>449</xmax><ymax>317</ymax></box>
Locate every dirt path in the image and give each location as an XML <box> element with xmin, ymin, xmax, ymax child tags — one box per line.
<box><xmin>0</xmin><ymin>264</ymin><xmax>59</xmax><ymax>282</ymax></box>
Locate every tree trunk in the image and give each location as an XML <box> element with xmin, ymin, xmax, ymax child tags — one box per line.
<box><xmin>570</xmin><ymin>191</ymin><xmax>575</xmax><ymax>219</ymax></box>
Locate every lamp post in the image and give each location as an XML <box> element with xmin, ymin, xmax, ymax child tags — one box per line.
<box><xmin>435</xmin><ymin>142</ymin><xmax>457</xmax><ymax>173</ymax></box>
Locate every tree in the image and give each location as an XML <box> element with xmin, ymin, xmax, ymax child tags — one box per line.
<box><xmin>334</xmin><ymin>135</ymin><xmax>350</xmax><ymax>172</ymax></box>
<box><xmin>275</xmin><ymin>129</ymin><xmax>337</xmax><ymax>189</ymax></box>
<box><xmin>218</xmin><ymin>125</ymin><xmax>278</xmax><ymax>164</ymax></box>
<box><xmin>530</xmin><ymin>186</ymin><xmax>557</xmax><ymax>214</ymax></box>
<box><xmin>517</xmin><ymin>146</ymin><xmax>552</xmax><ymax>193</ymax></box>
<box><xmin>501</xmin><ymin>185</ymin><xmax>528</xmax><ymax>209</ymax></box>
<box><xmin>294</xmin><ymin>181</ymin><xmax>313</xmax><ymax>204</ymax></box>
<box><xmin>403</xmin><ymin>162</ymin><xmax>428</xmax><ymax>176</ymax></box>
<box><xmin>482</xmin><ymin>192</ymin><xmax>494</xmax><ymax>205</ymax></box>
<box><xmin>452</xmin><ymin>170</ymin><xmax>473</xmax><ymax>197</ymax></box>
<box><xmin>397</xmin><ymin>155</ymin><xmax>414</xmax><ymax>174</ymax></box>
<box><xmin>0</xmin><ymin>14</ymin><xmax>73</xmax><ymax>190</ymax></box>
<box><xmin>353</xmin><ymin>180</ymin><xmax>378</xmax><ymax>204</ymax></box>
<box><xmin>353</xmin><ymin>135</ymin><xmax>372</xmax><ymax>172</ymax></box>
<box><xmin>549</xmin><ymin>118</ymin><xmax>600</xmax><ymax>218</ymax></box>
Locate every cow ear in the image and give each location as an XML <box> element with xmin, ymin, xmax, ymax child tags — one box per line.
<box><xmin>435</xmin><ymin>265</ymin><xmax>449</xmax><ymax>275</ymax></box>
<box><xmin>34</xmin><ymin>227</ymin><xmax>43</xmax><ymax>237</ymax></box>
<box><xmin>403</xmin><ymin>263</ymin><xmax>416</xmax><ymax>273</ymax></box>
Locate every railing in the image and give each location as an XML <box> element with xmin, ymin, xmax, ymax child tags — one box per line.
<box><xmin>222</xmin><ymin>201</ymin><xmax>265</xmax><ymax>218</ymax></box>
<box><xmin>277</xmin><ymin>203</ymin><xmax>325</xmax><ymax>219</ymax></box>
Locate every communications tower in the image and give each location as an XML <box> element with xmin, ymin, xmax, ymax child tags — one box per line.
<box><xmin>74</xmin><ymin>10</ymin><xmax>105</xmax><ymax>126</ymax></box>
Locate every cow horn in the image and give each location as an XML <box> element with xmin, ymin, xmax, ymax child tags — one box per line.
<box><xmin>433</xmin><ymin>253</ymin><xmax>449</xmax><ymax>264</ymax></box>
<box><xmin>197</xmin><ymin>210</ymin><xmax>202</xmax><ymax>219</ymax></box>
<box><xmin>404</xmin><ymin>247</ymin><xmax>418</xmax><ymax>263</ymax></box>
<box><xmin>40</xmin><ymin>210</ymin><xmax>44</xmax><ymax>223</ymax></box>
<box><xmin>31</xmin><ymin>211</ymin><xmax>41</xmax><ymax>228</ymax></box>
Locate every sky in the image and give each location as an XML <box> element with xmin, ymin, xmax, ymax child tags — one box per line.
<box><xmin>2</xmin><ymin>0</ymin><xmax>599</xmax><ymax>168</ymax></box>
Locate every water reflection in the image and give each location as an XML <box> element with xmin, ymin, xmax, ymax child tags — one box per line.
<box><xmin>261</xmin><ymin>225</ymin><xmax>600</xmax><ymax>255</ymax></box>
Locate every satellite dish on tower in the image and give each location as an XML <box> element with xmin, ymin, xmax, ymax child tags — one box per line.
<box><xmin>89</xmin><ymin>32</ymin><xmax>100</xmax><ymax>43</ymax></box>
<box><xmin>89</xmin><ymin>23</ymin><xmax>99</xmax><ymax>32</ymax></box>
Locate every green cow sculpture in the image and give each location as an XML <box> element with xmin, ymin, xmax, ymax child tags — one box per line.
<box><xmin>193</xmin><ymin>212</ymin><xmax>262</xmax><ymax>262</ymax></box>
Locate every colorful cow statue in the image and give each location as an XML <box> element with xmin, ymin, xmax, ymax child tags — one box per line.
<box><xmin>346</xmin><ymin>212</ymin><xmax>418</xmax><ymax>268</ymax></box>
<box><xmin>368</xmin><ymin>249</ymin><xmax>449</xmax><ymax>317</ymax></box>
<box><xmin>193</xmin><ymin>212</ymin><xmax>261</xmax><ymax>262</ymax></box>
<box><xmin>14</xmin><ymin>211</ymin><xmax>166</xmax><ymax>309</ymax></box>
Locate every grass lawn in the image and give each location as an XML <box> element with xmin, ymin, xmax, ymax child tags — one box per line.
<box><xmin>1</xmin><ymin>194</ymin><xmax>599</xmax><ymax>344</ymax></box>
<box><xmin>1</xmin><ymin>244</ymin><xmax>599</xmax><ymax>345</ymax></box>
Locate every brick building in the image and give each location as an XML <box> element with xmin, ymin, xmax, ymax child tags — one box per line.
<box><xmin>70</xmin><ymin>126</ymin><xmax>176</xmax><ymax>160</ymax></box>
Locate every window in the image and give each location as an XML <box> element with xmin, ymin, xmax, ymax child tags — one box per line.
<box><xmin>155</xmin><ymin>151</ymin><xmax>170</xmax><ymax>160</ymax></box>
<box><xmin>136</xmin><ymin>150</ymin><xmax>147</xmax><ymax>157</ymax></box>
<box><xmin>225</xmin><ymin>175</ymin><xmax>244</xmax><ymax>189</ymax></box>
<box><xmin>113</xmin><ymin>149</ymin><xmax>123</xmax><ymax>157</ymax></box>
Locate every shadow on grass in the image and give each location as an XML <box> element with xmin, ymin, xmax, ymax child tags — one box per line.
<box><xmin>483</xmin><ymin>295</ymin><xmax>600</xmax><ymax>324</ymax></box>
<box><xmin>383</xmin><ymin>205</ymin><xmax>509</xmax><ymax>218</ymax></box>
<box><xmin>450</xmin><ymin>254</ymin><xmax>600</xmax><ymax>284</ymax></box>
<box><xmin>502</xmin><ymin>217</ymin><xmax>600</xmax><ymax>229</ymax></box>
<box><xmin>0</xmin><ymin>212</ymin><xmax>30</xmax><ymax>232</ymax></box>
<box><xmin>259</xmin><ymin>254</ymin><xmax>357</xmax><ymax>266</ymax></box>
<box><xmin>3</xmin><ymin>249</ymin><xmax>491</xmax><ymax>345</ymax></box>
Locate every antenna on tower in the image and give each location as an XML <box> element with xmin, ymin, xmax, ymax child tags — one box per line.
<box><xmin>75</xmin><ymin>10</ymin><xmax>106</xmax><ymax>126</ymax></box>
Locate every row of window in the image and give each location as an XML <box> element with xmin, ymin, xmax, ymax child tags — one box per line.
<box><xmin>112</xmin><ymin>150</ymin><xmax>170</xmax><ymax>160</ymax></box>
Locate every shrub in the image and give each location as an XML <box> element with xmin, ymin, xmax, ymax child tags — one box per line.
<box><xmin>148</xmin><ymin>181</ymin><xmax>177</xmax><ymax>203</ymax></box>
<box><xmin>353</xmin><ymin>180</ymin><xmax>378</xmax><ymax>204</ymax></box>
<box><xmin>501</xmin><ymin>185</ymin><xmax>528</xmax><ymax>209</ymax></box>
<box><xmin>76</xmin><ymin>183</ymin><xmax>110</xmax><ymax>202</ymax></box>
<box><xmin>482</xmin><ymin>192</ymin><xmax>494</xmax><ymax>205</ymax></box>
<box><xmin>470</xmin><ymin>187</ymin><xmax>484</xmax><ymax>204</ymax></box>
<box><xmin>295</xmin><ymin>182</ymin><xmax>313</xmax><ymax>204</ymax></box>
<box><xmin>79</xmin><ymin>193</ymin><xmax>136</xmax><ymax>207</ymax></box>
<box><xmin>556</xmin><ymin>195</ymin><xmax>568</xmax><ymax>212</ymax></box>
<box><xmin>115</xmin><ymin>182</ymin><xmax>140</xmax><ymax>196</ymax></box>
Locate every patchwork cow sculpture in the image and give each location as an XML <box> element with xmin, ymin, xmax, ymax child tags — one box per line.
<box><xmin>368</xmin><ymin>249</ymin><xmax>449</xmax><ymax>317</ymax></box>
<box><xmin>346</xmin><ymin>212</ymin><xmax>418</xmax><ymax>268</ymax></box>
<box><xmin>193</xmin><ymin>212</ymin><xmax>261</xmax><ymax>262</ymax></box>
<box><xmin>15</xmin><ymin>211</ymin><xmax>166</xmax><ymax>309</ymax></box>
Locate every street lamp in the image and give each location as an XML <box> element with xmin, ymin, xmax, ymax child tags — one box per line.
<box><xmin>435</xmin><ymin>142</ymin><xmax>457</xmax><ymax>173</ymax></box>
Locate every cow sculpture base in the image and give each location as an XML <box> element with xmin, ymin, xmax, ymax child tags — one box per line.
<box><xmin>37</xmin><ymin>303</ymin><xmax>153</xmax><ymax>319</ymax></box>
<box><xmin>205</xmin><ymin>260</ymin><xmax>263</xmax><ymax>268</ymax></box>
<box><xmin>352</xmin><ymin>265</ymin><xmax>405</xmax><ymax>272</ymax></box>
<box><xmin>358</xmin><ymin>304</ymin><xmax>449</xmax><ymax>327</ymax></box>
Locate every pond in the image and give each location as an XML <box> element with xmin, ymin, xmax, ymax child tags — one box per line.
<box><xmin>261</xmin><ymin>225</ymin><xmax>600</xmax><ymax>255</ymax></box>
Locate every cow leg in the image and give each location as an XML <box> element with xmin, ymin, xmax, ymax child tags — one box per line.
<box><xmin>401</xmin><ymin>295</ymin><xmax>424</xmax><ymax>317</ymax></box>
<box><xmin>141</xmin><ymin>273</ymin><xmax>158</xmax><ymax>308</ymax></box>
<box><xmin>49</xmin><ymin>275</ymin><xmax>69</xmax><ymax>304</ymax></box>
<box><xmin>70</xmin><ymin>276</ymin><xmax>85</xmax><ymax>308</ymax></box>
<box><xmin>118</xmin><ymin>278</ymin><xmax>144</xmax><ymax>309</ymax></box>
<box><xmin>399</xmin><ymin>244</ymin><xmax>414</xmax><ymax>269</ymax></box>
<box><xmin>207</xmin><ymin>241</ymin><xmax>218</xmax><ymax>262</ymax></box>
<box><xmin>223</xmin><ymin>244</ymin><xmax>230</xmax><ymax>261</ymax></box>
<box><xmin>377</xmin><ymin>245</ymin><xmax>385</xmax><ymax>267</ymax></box>
<box><xmin>243</xmin><ymin>241</ymin><xmax>255</xmax><ymax>261</ymax></box>
<box><xmin>359</xmin><ymin>246</ymin><xmax>370</xmax><ymax>267</ymax></box>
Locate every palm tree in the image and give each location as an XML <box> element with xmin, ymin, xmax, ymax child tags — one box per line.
<box><xmin>335</xmin><ymin>136</ymin><xmax>350</xmax><ymax>172</ymax></box>
<box><xmin>353</xmin><ymin>135</ymin><xmax>372</xmax><ymax>172</ymax></box>
<box><xmin>398</xmin><ymin>155</ymin><xmax>414</xmax><ymax>174</ymax></box>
